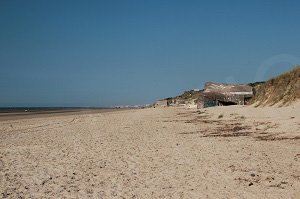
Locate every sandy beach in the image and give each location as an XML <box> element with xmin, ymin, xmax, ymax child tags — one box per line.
<box><xmin>0</xmin><ymin>104</ymin><xmax>299</xmax><ymax>198</ymax></box>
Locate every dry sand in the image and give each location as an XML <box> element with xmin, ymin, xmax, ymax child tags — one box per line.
<box><xmin>0</xmin><ymin>104</ymin><xmax>299</xmax><ymax>198</ymax></box>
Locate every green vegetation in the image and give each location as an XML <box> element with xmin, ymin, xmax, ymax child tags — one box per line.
<box><xmin>247</xmin><ymin>81</ymin><xmax>265</xmax><ymax>87</ymax></box>
<box><xmin>176</xmin><ymin>90</ymin><xmax>203</xmax><ymax>100</ymax></box>
<box><xmin>163</xmin><ymin>89</ymin><xmax>203</xmax><ymax>106</ymax></box>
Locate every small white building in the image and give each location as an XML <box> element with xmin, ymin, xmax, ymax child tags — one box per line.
<box><xmin>154</xmin><ymin>99</ymin><xmax>168</xmax><ymax>107</ymax></box>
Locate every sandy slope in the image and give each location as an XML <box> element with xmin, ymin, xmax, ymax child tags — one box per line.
<box><xmin>0</xmin><ymin>105</ymin><xmax>299</xmax><ymax>198</ymax></box>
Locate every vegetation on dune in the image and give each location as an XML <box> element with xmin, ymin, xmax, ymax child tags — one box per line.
<box><xmin>250</xmin><ymin>66</ymin><xmax>300</xmax><ymax>106</ymax></box>
<box><xmin>247</xmin><ymin>81</ymin><xmax>265</xmax><ymax>87</ymax></box>
<box><xmin>164</xmin><ymin>90</ymin><xmax>203</xmax><ymax>105</ymax></box>
<box><xmin>174</xmin><ymin>90</ymin><xmax>203</xmax><ymax>100</ymax></box>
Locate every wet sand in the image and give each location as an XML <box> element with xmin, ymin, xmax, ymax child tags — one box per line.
<box><xmin>0</xmin><ymin>108</ymin><xmax>127</xmax><ymax>121</ymax></box>
<box><xmin>0</xmin><ymin>105</ymin><xmax>299</xmax><ymax>198</ymax></box>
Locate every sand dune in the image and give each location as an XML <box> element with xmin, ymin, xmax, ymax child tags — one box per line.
<box><xmin>0</xmin><ymin>104</ymin><xmax>299</xmax><ymax>198</ymax></box>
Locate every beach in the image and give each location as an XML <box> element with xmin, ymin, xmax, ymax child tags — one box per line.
<box><xmin>0</xmin><ymin>104</ymin><xmax>299</xmax><ymax>198</ymax></box>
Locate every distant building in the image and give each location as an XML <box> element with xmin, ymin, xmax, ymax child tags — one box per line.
<box><xmin>154</xmin><ymin>99</ymin><xmax>168</xmax><ymax>107</ymax></box>
<box><xmin>196</xmin><ymin>82</ymin><xmax>253</xmax><ymax>109</ymax></box>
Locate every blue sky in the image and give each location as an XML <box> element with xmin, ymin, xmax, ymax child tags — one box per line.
<box><xmin>0</xmin><ymin>0</ymin><xmax>299</xmax><ymax>107</ymax></box>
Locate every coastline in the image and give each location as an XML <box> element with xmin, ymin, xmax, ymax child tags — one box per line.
<box><xmin>0</xmin><ymin>108</ymin><xmax>130</xmax><ymax>121</ymax></box>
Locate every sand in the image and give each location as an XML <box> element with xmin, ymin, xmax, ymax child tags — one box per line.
<box><xmin>0</xmin><ymin>104</ymin><xmax>299</xmax><ymax>198</ymax></box>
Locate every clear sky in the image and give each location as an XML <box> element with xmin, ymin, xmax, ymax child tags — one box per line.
<box><xmin>1</xmin><ymin>0</ymin><xmax>299</xmax><ymax>107</ymax></box>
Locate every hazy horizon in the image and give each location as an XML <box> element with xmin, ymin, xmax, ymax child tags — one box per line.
<box><xmin>1</xmin><ymin>0</ymin><xmax>300</xmax><ymax>107</ymax></box>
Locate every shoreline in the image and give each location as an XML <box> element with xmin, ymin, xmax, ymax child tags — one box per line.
<box><xmin>0</xmin><ymin>108</ymin><xmax>130</xmax><ymax>121</ymax></box>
